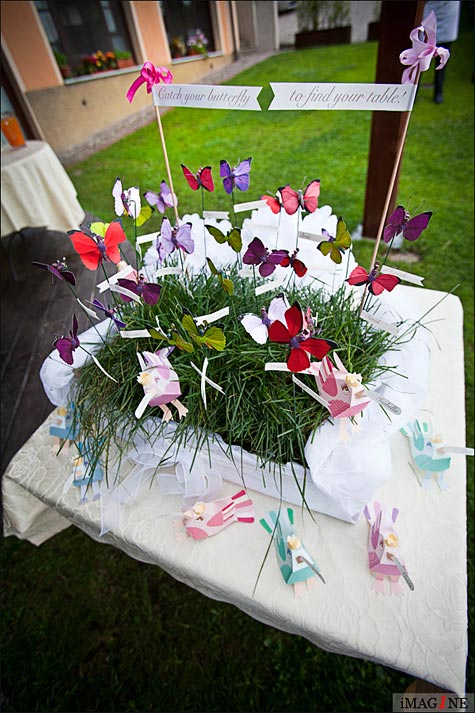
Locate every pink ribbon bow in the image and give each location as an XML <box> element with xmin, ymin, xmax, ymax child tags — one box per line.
<box><xmin>399</xmin><ymin>11</ymin><xmax>450</xmax><ymax>85</ymax></box>
<box><xmin>126</xmin><ymin>61</ymin><xmax>173</xmax><ymax>103</ymax></box>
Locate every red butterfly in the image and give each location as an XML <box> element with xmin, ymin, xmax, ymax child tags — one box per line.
<box><xmin>280</xmin><ymin>249</ymin><xmax>307</xmax><ymax>277</ymax></box>
<box><xmin>268</xmin><ymin>302</ymin><xmax>337</xmax><ymax>373</ymax></box>
<box><xmin>278</xmin><ymin>179</ymin><xmax>321</xmax><ymax>215</ymax></box>
<box><xmin>346</xmin><ymin>265</ymin><xmax>401</xmax><ymax>296</ymax></box>
<box><xmin>181</xmin><ymin>164</ymin><xmax>214</xmax><ymax>192</ymax></box>
<box><xmin>68</xmin><ymin>221</ymin><xmax>126</xmax><ymax>270</ymax></box>
<box><xmin>261</xmin><ymin>192</ymin><xmax>283</xmax><ymax>214</ymax></box>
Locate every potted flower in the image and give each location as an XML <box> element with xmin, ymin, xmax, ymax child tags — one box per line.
<box><xmin>171</xmin><ymin>37</ymin><xmax>186</xmax><ymax>59</ymax></box>
<box><xmin>295</xmin><ymin>0</ymin><xmax>351</xmax><ymax>48</ymax></box>
<box><xmin>54</xmin><ymin>50</ymin><xmax>72</xmax><ymax>79</ymax></box>
<box><xmin>186</xmin><ymin>29</ymin><xmax>209</xmax><ymax>57</ymax></box>
<box><xmin>115</xmin><ymin>50</ymin><xmax>134</xmax><ymax>69</ymax></box>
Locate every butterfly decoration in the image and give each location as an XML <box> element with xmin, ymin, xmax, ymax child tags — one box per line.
<box><xmin>32</xmin><ymin>258</ymin><xmax>76</xmax><ymax>286</ymax></box>
<box><xmin>90</xmin><ymin>299</ymin><xmax>126</xmax><ymax>330</ymax></box>
<box><xmin>206</xmin><ymin>258</ymin><xmax>234</xmax><ymax>296</ymax></box>
<box><xmin>113</xmin><ymin>178</ymin><xmax>153</xmax><ymax>226</ymax></box>
<box><xmin>181</xmin><ymin>164</ymin><xmax>214</xmax><ymax>192</ymax></box>
<box><xmin>117</xmin><ymin>272</ymin><xmax>161</xmax><ymax>305</ymax></box>
<box><xmin>317</xmin><ymin>217</ymin><xmax>352</xmax><ymax>264</ymax></box>
<box><xmin>280</xmin><ymin>248</ymin><xmax>308</xmax><ymax>277</ymax></box>
<box><xmin>268</xmin><ymin>302</ymin><xmax>337</xmax><ymax>372</ymax></box>
<box><xmin>144</xmin><ymin>180</ymin><xmax>177</xmax><ymax>214</ymax></box>
<box><xmin>157</xmin><ymin>217</ymin><xmax>194</xmax><ymax>262</ymax></box>
<box><xmin>182</xmin><ymin>310</ymin><xmax>226</xmax><ymax>351</ymax></box>
<box><xmin>68</xmin><ymin>221</ymin><xmax>126</xmax><ymax>270</ymax></box>
<box><xmin>346</xmin><ymin>264</ymin><xmax>401</xmax><ymax>296</ymax></box>
<box><xmin>261</xmin><ymin>191</ymin><xmax>283</xmax><ymax>214</ymax></box>
<box><xmin>54</xmin><ymin>314</ymin><xmax>80</xmax><ymax>365</ymax></box>
<box><xmin>220</xmin><ymin>158</ymin><xmax>252</xmax><ymax>194</ymax></box>
<box><xmin>278</xmin><ymin>179</ymin><xmax>321</xmax><ymax>215</ymax></box>
<box><xmin>383</xmin><ymin>205</ymin><xmax>432</xmax><ymax>243</ymax></box>
<box><xmin>148</xmin><ymin>325</ymin><xmax>194</xmax><ymax>353</ymax></box>
<box><xmin>205</xmin><ymin>224</ymin><xmax>242</xmax><ymax>252</ymax></box>
<box><xmin>240</xmin><ymin>293</ymin><xmax>289</xmax><ymax>345</ymax></box>
<box><xmin>242</xmin><ymin>237</ymin><xmax>289</xmax><ymax>278</ymax></box>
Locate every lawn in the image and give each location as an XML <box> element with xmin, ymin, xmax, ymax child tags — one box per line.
<box><xmin>2</xmin><ymin>29</ymin><xmax>474</xmax><ymax>713</ymax></box>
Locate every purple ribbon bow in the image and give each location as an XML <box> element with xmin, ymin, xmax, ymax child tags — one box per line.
<box><xmin>126</xmin><ymin>61</ymin><xmax>173</xmax><ymax>103</ymax></box>
<box><xmin>399</xmin><ymin>11</ymin><xmax>450</xmax><ymax>85</ymax></box>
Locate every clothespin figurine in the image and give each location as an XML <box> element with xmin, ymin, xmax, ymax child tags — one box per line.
<box><xmin>64</xmin><ymin>440</ymin><xmax>104</xmax><ymax>504</ymax></box>
<box><xmin>49</xmin><ymin>403</ymin><xmax>78</xmax><ymax>453</ymax></box>
<box><xmin>311</xmin><ymin>354</ymin><xmax>370</xmax><ymax>441</ymax></box>
<box><xmin>401</xmin><ymin>420</ymin><xmax>452</xmax><ymax>490</ymax></box>
<box><xmin>260</xmin><ymin>508</ymin><xmax>325</xmax><ymax>597</ymax></box>
<box><xmin>364</xmin><ymin>501</ymin><xmax>414</xmax><ymax>595</ymax></box>
<box><xmin>183</xmin><ymin>489</ymin><xmax>254</xmax><ymax>540</ymax></box>
<box><xmin>135</xmin><ymin>348</ymin><xmax>188</xmax><ymax>421</ymax></box>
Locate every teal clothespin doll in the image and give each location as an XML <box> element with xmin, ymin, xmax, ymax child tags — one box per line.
<box><xmin>400</xmin><ymin>419</ymin><xmax>452</xmax><ymax>490</ymax></box>
<box><xmin>260</xmin><ymin>508</ymin><xmax>325</xmax><ymax>597</ymax></box>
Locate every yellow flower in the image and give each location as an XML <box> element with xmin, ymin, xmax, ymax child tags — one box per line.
<box><xmin>384</xmin><ymin>532</ymin><xmax>399</xmax><ymax>548</ymax></box>
<box><xmin>287</xmin><ymin>535</ymin><xmax>301</xmax><ymax>550</ymax></box>
<box><xmin>192</xmin><ymin>502</ymin><xmax>206</xmax><ymax>516</ymax></box>
<box><xmin>346</xmin><ymin>373</ymin><xmax>362</xmax><ymax>389</ymax></box>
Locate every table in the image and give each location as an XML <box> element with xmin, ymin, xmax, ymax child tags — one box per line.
<box><xmin>1</xmin><ymin>141</ymin><xmax>84</xmax><ymax>237</ymax></box>
<box><xmin>2</xmin><ymin>287</ymin><xmax>468</xmax><ymax>693</ymax></box>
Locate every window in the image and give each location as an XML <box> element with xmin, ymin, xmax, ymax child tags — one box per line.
<box><xmin>160</xmin><ymin>0</ymin><xmax>215</xmax><ymax>59</ymax></box>
<box><xmin>35</xmin><ymin>0</ymin><xmax>135</xmax><ymax>75</ymax></box>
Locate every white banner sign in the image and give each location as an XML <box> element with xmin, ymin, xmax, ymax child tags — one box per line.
<box><xmin>269</xmin><ymin>83</ymin><xmax>417</xmax><ymax>111</ymax></box>
<box><xmin>381</xmin><ymin>265</ymin><xmax>424</xmax><ymax>286</ymax></box>
<box><xmin>152</xmin><ymin>84</ymin><xmax>262</xmax><ymax>111</ymax></box>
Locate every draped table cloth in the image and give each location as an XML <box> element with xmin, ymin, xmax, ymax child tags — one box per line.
<box><xmin>1</xmin><ymin>141</ymin><xmax>84</xmax><ymax>237</ymax></box>
<box><xmin>2</xmin><ymin>288</ymin><xmax>468</xmax><ymax>693</ymax></box>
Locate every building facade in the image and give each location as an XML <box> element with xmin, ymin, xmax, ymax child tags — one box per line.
<box><xmin>1</xmin><ymin>0</ymin><xmax>239</xmax><ymax>162</ymax></box>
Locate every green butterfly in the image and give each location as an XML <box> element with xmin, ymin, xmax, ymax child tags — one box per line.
<box><xmin>134</xmin><ymin>204</ymin><xmax>153</xmax><ymax>227</ymax></box>
<box><xmin>148</xmin><ymin>326</ymin><xmax>194</xmax><ymax>353</ymax></box>
<box><xmin>182</xmin><ymin>310</ymin><xmax>226</xmax><ymax>351</ymax></box>
<box><xmin>205</xmin><ymin>225</ymin><xmax>242</xmax><ymax>252</ymax></box>
<box><xmin>207</xmin><ymin>258</ymin><xmax>234</xmax><ymax>296</ymax></box>
<box><xmin>317</xmin><ymin>217</ymin><xmax>352</xmax><ymax>264</ymax></box>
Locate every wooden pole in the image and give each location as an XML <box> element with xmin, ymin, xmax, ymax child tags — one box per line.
<box><xmin>362</xmin><ymin>0</ymin><xmax>425</xmax><ymax>238</ymax></box>
<box><xmin>154</xmin><ymin>106</ymin><xmax>180</xmax><ymax>225</ymax></box>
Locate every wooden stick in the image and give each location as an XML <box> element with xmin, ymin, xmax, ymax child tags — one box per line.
<box><xmin>358</xmin><ymin>69</ymin><xmax>421</xmax><ymax>315</ymax></box>
<box><xmin>154</xmin><ymin>106</ymin><xmax>179</xmax><ymax>225</ymax></box>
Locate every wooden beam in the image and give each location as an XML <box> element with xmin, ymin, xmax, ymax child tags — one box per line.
<box><xmin>362</xmin><ymin>0</ymin><xmax>425</xmax><ymax>238</ymax></box>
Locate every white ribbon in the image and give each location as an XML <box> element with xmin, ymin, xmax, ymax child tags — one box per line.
<box><xmin>96</xmin><ymin>265</ymin><xmax>136</xmax><ymax>292</ymax></box>
<box><xmin>108</xmin><ymin>283</ymin><xmax>141</xmax><ymax>302</ymax></box>
<box><xmin>195</xmin><ymin>307</ymin><xmax>229</xmax><ymax>326</ymax></box>
<box><xmin>190</xmin><ymin>359</ymin><xmax>225</xmax><ymax>409</ymax></box>
<box><xmin>255</xmin><ymin>277</ymin><xmax>286</xmax><ymax>295</ymax></box>
<box><xmin>381</xmin><ymin>265</ymin><xmax>425</xmax><ymax>287</ymax></box>
<box><xmin>152</xmin><ymin>83</ymin><xmax>263</xmax><ymax>111</ymax></box>
<box><xmin>360</xmin><ymin>310</ymin><xmax>400</xmax><ymax>336</ymax></box>
<box><xmin>120</xmin><ymin>329</ymin><xmax>151</xmax><ymax>339</ymax></box>
<box><xmin>203</xmin><ymin>210</ymin><xmax>229</xmax><ymax>220</ymax></box>
<box><xmin>269</xmin><ymin>82</ymin><xmax>416</xmax><ymax>111</ymax></box>
<box><xmin>234</xmin><ymin>199</ymin><xmax>267</xmax><ymax>213</ymax></box>
<box><xmin>76</xmin><ymin>298</ymin><xmax>100</xmax><ymax>319</ymax></box>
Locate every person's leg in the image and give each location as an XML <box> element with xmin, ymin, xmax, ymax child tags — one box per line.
<box><xmin>434</xmin><ymin>42</ymin><xmax>451</xmax><ymax>104</ymax></box>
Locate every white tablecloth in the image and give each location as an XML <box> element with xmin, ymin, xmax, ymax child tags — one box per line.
<box><xmin>2</xmin><ymin>288</ymin><xmax>468</xmax><ymax>693</ymax></box>
<box><xmin>1</xmin><ymin>141</ymin><xmax>84</xmax><ymax>236</ymax></box>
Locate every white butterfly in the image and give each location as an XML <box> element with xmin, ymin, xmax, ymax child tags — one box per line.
<box><xmin>112</xmin><ymin>177</ymin><xmax>141</xmax><ymax>219</ymax></box>
<box><xmin>240</xmin><ymin>294</ymin><xmax>289</xmax><ymax>344</ymax></box>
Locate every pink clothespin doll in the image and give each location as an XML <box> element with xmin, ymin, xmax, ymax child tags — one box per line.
<box><xmin>135</xmin><ymin>348</ymin><xmax>188</xmax><ymax>422</ymax></box>
<box><xmin>311</xmin><ymin>354</ymin><xmax>371</xmax><ymax>440</ymax></box>
<box><xmin>363</xmin><ymin>501</ymin><xmax>414</xmax><ymax>595</ymax></box>
<box><xmin>183</xmin><ymin>489</ymin><xmax>255</xmax><ymax>540</ymax></box>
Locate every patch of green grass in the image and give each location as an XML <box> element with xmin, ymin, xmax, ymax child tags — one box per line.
<box><xmin>2</xmin><ymin>31</ymin><xmax>474</xmax><ymax>712</ymax></box>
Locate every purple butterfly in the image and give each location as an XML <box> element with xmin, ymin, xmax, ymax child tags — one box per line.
<box><xmin>144</xmin><ymin>181</ymin><xmax>177</xmax><ymax>214</ymax></box>
<box><xmin>91</xmin><ymin>299</ymin><xmax>126</xmax><ymax>330</ymax></box>
<box><xmin>220</xmin><ymin>158</ymin><xmax>252</xmax><ymax>194</ymax></box>
<box><xmin>54</xmin><ymin>314</ymin><xmax>80</xmax><ymax>365</ymax></box>
<box><xmin>117</xmin><ymin>273</ymin><xmax>161</xmax><ymax>305</ymax></box>
<box><xmin>242</xmin><ymin>237</ymin><xmax>289</xmax><ymax>278</ymax></box>
<box><xmin>383</xmin><ymin>205</ymin><xmax>432</xmax><ymax>243</ymax></box>
<box><xmin>157</xmin><ymin>217</ymin><xmax>194</xmax><ymax>262</ymax></box>
<box><xmin>32</xmin><ymin>258</ymin><xmax>76</xmax><ymax>286</ymax></box>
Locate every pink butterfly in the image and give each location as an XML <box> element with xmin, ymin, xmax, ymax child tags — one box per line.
<box><xmin>346</xmin><ymin>265</ymin><xmax>401</xmax><ymax>296</ymax></box>
<box><xmin>278</xmin><ymin>180</ymin><xmax>320</xmax><ymax>215</ymax></box>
